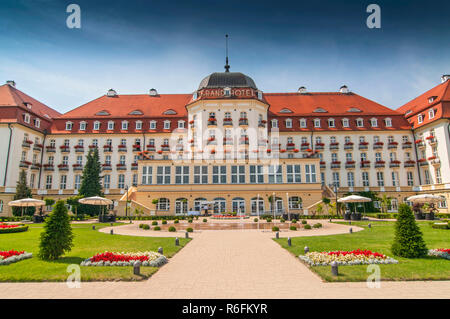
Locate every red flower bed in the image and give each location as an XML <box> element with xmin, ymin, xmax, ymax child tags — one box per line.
<box><xmin>0</xmin><ymin>250</ymin><xmax>25</xmax><ymax>259</ymax></box>
<box><xmin>326</xmin><ymin>249</ymin><xmax>386</xmax><ymax>259</ymax></box>
<box><xmin>0</xmin><ymin>223</ymin><xmax>21</xmax><ymax>229</ymax></box>
<box><xmin>437</xmin><ymin>248</ymin><xmax>450</xmax><ymax>253</ymax></box>
<box><xmin>90</xmin><ymin>252</ymin><xmax>149</xmax><ymax>263</ymax></box>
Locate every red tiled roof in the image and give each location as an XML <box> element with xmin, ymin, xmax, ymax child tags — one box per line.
<box><xmin>0</xmin><ymin>84</ymin><xmax>61</xmax><ymax>119</ymax></box>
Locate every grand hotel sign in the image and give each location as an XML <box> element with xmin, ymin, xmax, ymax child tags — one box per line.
<box><xmin>198</xmin><ymin>87</ymin><xmax>258</xmax><ymax>99</ymax></box>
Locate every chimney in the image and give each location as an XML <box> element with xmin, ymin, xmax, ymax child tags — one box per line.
<box><xmin>6</xmin><ymin>80</ymin><xmax>16</xmax><ymax>88</ymax></box>
<box><xmin>298</xmin><ymin>86</ymin><xmax>307</xmax><ymax>94</ymax></box>
<box><xmin>441</xmin><ymin>74</ymin><xmax>450</xmax><ymax>83</ymax></box>
<box><xmin>106</xmin><ymin>89</ymin><xmax>117</xmax><ymax>97</ymax></box>
<box><xmin>340</xmin><ymin>85</ymin><xmax>349</xmax><ymax>94</ymax></box>
<box><xmin>149</xmin><ymin>88</ymin><xmax>158</xmax><ymax>96</ymax></box>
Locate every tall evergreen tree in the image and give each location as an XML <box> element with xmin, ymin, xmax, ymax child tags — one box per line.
<box><xmin>13</xmin><ymin>170</ymin><xmax>34</xmax><ymax>216</ymax></box>
<box><xmin>391</xmin><ymin>204</ymin><xmax>428</xmax><ymax>258</ymax></box>
<box><xmin>78</xmin><ymin>148</ymin><xmax>103</xmax><ymax>216</ymax></box>
<box><xmin>38</xmin><ymin>200</ymin><xmax>74</xmax><ymax>260</ymax></box>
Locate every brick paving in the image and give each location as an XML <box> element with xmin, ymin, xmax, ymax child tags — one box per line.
<box><xmin>0</xmin><ymin>222</ymin><xmax>448</xmax><ymax>299</ymax></box>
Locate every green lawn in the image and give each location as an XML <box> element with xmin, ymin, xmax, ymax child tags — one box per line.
<box><xmin>274</xmin><ymin>220</ymin><xmax>450</xmax><ymax>282</ymax></box>
<box><xmin>0</xmin><ymin>222</ymin><xmax>191</xmax><ymax>282</ymax></box>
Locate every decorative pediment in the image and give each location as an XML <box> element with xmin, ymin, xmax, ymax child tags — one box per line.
<box><xmin>313</xmin><ymin>107</ymin><xmax>328</xmax><ymax>113</ymax></box>
<box><xmin>95</xmin><ymin>110</ymin><xmax>111</xmax><ymax>116</ymax></box>
<box><xmin>163</xmin><ymin>109</ymin><xmax>177</xmax><ymax>115</ymax></box>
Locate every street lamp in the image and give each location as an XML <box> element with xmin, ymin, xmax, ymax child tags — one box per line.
<box><xmin>125</xmin><ymin>185</ymin><xmax>129</xmax><ymax>217</ymax></box>
<box><xmin>329</xmin><ymin>182</ymin><xmax>339</xmax><ymax>216</ymax></box>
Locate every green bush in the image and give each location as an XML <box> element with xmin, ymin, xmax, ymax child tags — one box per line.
<box><xmin>174</xmin><ymin>219</ymin><xmax>179</xmax><ymax>224</ymax></box>
<box><xmin>195</xmin><ymin>216</ymin><xmax>199</xmax><ymax>220</ymax></box>
<box><xmin>376</xmin><ymin>213</ymin><xmax>391</xmax><ymax>219</ymax></box>
<box><xmin>391</xmin><ymin>204</ymin><xmax>428</xmax><ymax>258</ymax></box>
<box><xmin>304</xmin><ymin>224</ymin><xmax>312</xmax><ymax>230</ymax></box>
<box><xmin>0</xmin><ymin>224</ymin><xmax>28</xmax><ymax>234</ymax></box>
<box><xmin>188</xmin><ymin>219</ymin><xmax>193</xmax><ymax>223</ymax></box>
<box><xmin>291</xmin><ymin>219</ymin><xmax>297</xmax><ymax>224</ymax></box>
<box><xmin>301</xmin><ymin>220</ymin><xmax>307</xmax><ymax>225</ymax></box>
<box><xmin>139</xmin><ymin>223</ymin><xmax>144</xmax><ymax>228</ymax></box>
<box><xmin>313</xmin><ymin>223</ymin><xmax>322</xmax><ymax>229</ymax></box>
<box><xmin>186</xmin><ymin>227</ymin><xmax>193</xmax><ymax>232</ymax></box>
<box><xmin>431</xmin><ymin>223</ymin><xmax>449</xmax><ymax>230</ymax></box>
<box><xmin>280</xmin><ymin>218</ymin><xmax>285</xmax><ymax>223</ymax></box>
<box><xmin>162</xmin><ymin>220</ymin><xmax>167</xmax><ymax>225</ymax></box>
<box><xmin>266</xmin><ymin>218</ymin><xmax>272</xmax><ymax>223</ymax></box>
<box><xmin>272</xmin><ymin>226</ymin><xmax>279</xmax><ymax>232</ymax></box>
<box><xmin>168</xmin><ymin>226</ymin><xmax>176</xmax><ymax>232</ymax></box>
<box><xmin>38</xmin><ymin>200</ymin><xmax>74</xmax><ymax>260</ymax></box>
<box><xmin>152</xmin><ymin>221</ymin><xmax>158</xmax><ymax>226</ymax></box>
<box><xmin>153</xmin><ymin>226</ymin><xmax>161</xmax><ymax>231</ymax></box>
<box><xmin>289</xmin><ymin>226</ymin><xmax>297</xmax><ymax>231</ymax></box>
<box><xmin>254</xmin><ymin>218</ymin><xmax>258</xmax><ymax>222</ymax></box>
<box><xmin>142</xmin><ymin>224</ymin><xmax>150</xmax><ymax>230</ymax></box>
<box><xmin>203</xmin><ymin>218</ymin><xmax>207</xmax><ymax>223</ymax></box>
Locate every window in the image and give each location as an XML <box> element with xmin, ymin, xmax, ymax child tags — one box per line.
<box><xmin>107</xmin><ymin>121</ymin><xmax>114</xmax><ymax>130</ymax></box>
<box><xmin>60</xmin><ymin>175</ymin><xmax>67</xmax><ymax>189</ymax></box>
<box><xmin>157</xmin><ymin>198</ymin><xmax>170</xmax><ymax>211</ymax></box>
<box><xmin>385</xmin><ymin>118</ymin><xmax>392</xmax><ymax>127</ymax></box>
<box><xmin>299</xmin><ymin>118</ymin><xmax>307</xmax><ymax>128</ymax></box>
<box><xmin>268</xmin><ymin>165</ymin><xmax>282</xmax><ymax>183</ymax></box>
<box><xmin>314</xmin><ymin>119</ymin><xmax>321</xmax><ymax>128</ymax></box>
<box><xmin>178</xmin><ymin>120</ymin><xmax>185</xmax><ymax>129</ymax></box>
<box><xmin>328</xmin><ymin>118</ymin><xmax>335</xmax><ymax>127</ymax></box>
<box><xmin>232</xmin><ymin>198</ymin><xmax>245</xmax><ymax>213</ymax></box>
<box><xmin>93</xmin><ymin>121</ymin><xmax>100</xmax><ymax>130</ymax></box>
<box><xmin>105</xmin><ymin>155</ymin><xmax>111</xmax><ymax>165</ymax></box>
<box><xmin>0</xmin><ymin>200</ymin><xmax>3</xmax><ymax>213</ymax></box>
<box><xmin>362</xmin><ymin>172</ymin><xmax>369</xmax><ymax>186</ymax></box>
<box><xmin>376</xmin><ymin>172</ymin><xmax>384</xmax><ymax>186</ymax></box>
<box><xmin>121</xmin><ymin>121</ymin><xmax>128</xmax><ymax>130</ymax></box>
<box><xmin>250</xmin><ymin>165</ymin><xmax>264</xmax><ymax>183</ymax></box>
<box><xmin>175</xmin><ymin>166</ymin><xmax>189</xmax><ymax>184</ymax></box>
<box><xmin>344</xmin><ymin>136</ymin><xmax>351</xmax><ymax>143</ymax></box>
<box><xmin>132</xmin><ymin>174</ymin><xmax>138</xmax><ymax>186</ymax></box>
<box><xmin>330</xmin><ymin>136</ymin><xmax>336</xmax><ymax>144</ymax></box>
<box><xmin>286</xmin><ymin>165</ymin><xmax>301</xmax><ymax>183</ymax></box>
<box><xmin>142</xmin><ymin>166</ymin><xmax>152</xmax><ymax>185</ymax></box>
<box><xmin>305</xmin><ymin>164</ymin><xmax>316</xmax><ymax>183</ymax></box>
<box><xmin>375</xmin><ymin>153</ymin><xmax>382</xmax><ymax>162</ymax></box>
<box><xmin>428</xmin><ymin>109</ymin><xmax>435</xmax><ymax>120</ymax></box>
<box><xmin>346</xmin><ymin>153</ymin><xmax>353</xmax><ymax>161</ymax></box>
<box><xmin>332</xmin><ymin>172</ymin><xmax>340</xmax><ymax>187</ymax></box>
<box><xmin>74</xmin><ymin>175</ymin><xmax>81</xmax><ymax>189</ymax></box>
<box><xmin>285</xmin><ymin>118</ymin><xmax>292</xmax><ymax>128</ymax></box>
<box><xmin>347</xmin><ymin>172</ymin><xmax>355</xmax><ymax>187</ymax></box>
<box><xmin>392</xmin><ymin>172</ymin><xmax>399</xmax><ymax>186</ymax></box>
<box><xmin>30</xmin><ymin>174</ymin><xmax>35</xmax><ymax>189</ymax></box>
<box><xmin>164</xmin><ymin>121</ymin><xmax>171</xmax><ymax>130</ymax></box>
<box><xmin>342</xmin><ymin>118</ymin><xmax>349</xmax><ymax>127</ymax></box>
<box><xmin>50</xmin><ymin>139</ymin><xmax>56</xmax><ymax>147</ymax></box>
<box><xmin>136</xmin><ymin>121</ymin><xmax>142</xmax><ymax>130</ymax></box>
<box><xmin>356</xmin><ymin>118</ymin><xmax>364</xmax><ymax>127</ymax></box>
<box><xmin>45</xmin><ymin>175</ymin><xmax>52</xmax><ymax>189</ymax></box>
<box><xmin>48</xmin><ymin>156</ymin><xmax>54</xmax><ymax>165</ymax></box>
<box><xmin>271</xmin><ymin>119</ymin><xmax>278</xmax><ymax>128</ymax></box>
<box><xmin>370</xmin><ymin>118</ymin><xmax>378</xmax><ymax>127</ymax></box>
<box><xmin>119</xmin><ymin>155</ymin><xmax>126</xmax><ymax>165</ymax></box>
<box><xmin>79</xmin><ymin>121</ymin><xmax>87</xmax><ymax>130</ymax></box>
<box><xmin>150</xmin><ymin>121</ymin><xmax>156</xmax><ymax>130</ymax></box>
<box><xmin>118</xmin><ymin>174</ymin><xmax>125</xmax><ymax>188</ymax></box>
<box><xmin>62</xmin><ymin>156</ymin><xmax>68</xmax><ymax>165</ymax></box>
<box><xmin>103</xmin><ymin>175</ymin><xmax>110</xmax><ymax>189</ymax></box>
<box><xmin>436</xmin><ymin>168</ymin><xmax>442</xmax><ymax>184</ymax></box>
<box><xmin>212</xmin><ymin>166</ymin><xmax>227</xmax><ymax>184</ymax></box>
<box><xmin>417</xmin><ymin>114</ymin><xmax>423</xmax><ymax>124</ymax></box>
<box><xmin>76</xmin><ymin>155</ymin><xmax>83</xmax><ymax>165</ymax></box>
<box><xmin>231</xmin><ymin>165</ymin><xmax>246</xmax><ymax>184</ymax></box>
<box><xmin>289</xmin><ymin>196</ymin><xmax>302</xmax><ymax>209</ymax></box>
<box><xmin>157</xmin><ymin>166</ymin><xmax>171</xmax><ymax>184</ymax></box>
<box><xmin>24</xmin><ymin>113</ymin><xmax>31</xmax><ymax>123</ymax></box>
<box><xmin>65</xmin><ymin>122</ymin><xmax>73</xmax><ymax>130</ymax></box>
<box><xmin>34</xmin><ymin>118</ymin><xmax>40</xmax><ymax>128</ymax></box>
<box><xmin>424</xmin><ymin>169</ymin><xmax>431</xmax><ymax>184</ymax></box>
<box><xmin>390</xmin><ymin>152</ymin><xmax>397</xmax><ymax>162</ymax></box>
<box><xmin>194</xmin><ymin>166</ymin><xmax>208</xmax><ymax>184</ymax></box>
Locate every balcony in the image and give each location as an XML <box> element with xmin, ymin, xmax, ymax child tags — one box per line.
<box><xmin>72</xmin><ymin>164</ymin><xmax>83</xmax><ymax>171</ymax></box>
<box><xmin>286</xmin><ymin>143</ymin><xmax>296</xmax><ymax>151</ymax></box>
<box><xmin>116</xmin><ymin>163</ymin><xmax>127</xmax><ymax>171</ymax></box>
<box><xmin>389</xmin><ymin>160</ymin><xmax>401</xmax><ymax>168</ymax></box>
<box><xmin>428</xmin><ymin>156</ymin><xmax>440</xmax><ymax>166</ymax></box>
<box><xmin>239</xmin><ymin>137</ymin><xmax>249</xmax><ymax>145</ymax></box>
<box><xmin>88</xmin><ymin>145</ymin><xmax>98</xmax><ymax>150</ymax></box>
<box><xmin>387</xmin><ymin>142</ymin><xmax>398</xmax><ymax>150</ymax></box>
<box><xmin>402</xmin><ymin>141</ymin><xmax>412</xmax><ymax>149</ymax></box>
<box><xmin>320</xmin><ymin>161</ymin><xmax>326</xmax><ymax>169</ymax></box>
<box><xmin>239</xmin><ymin>118</ymin><xmax>248</xmax><ymax>126</ymax></box>
<box><xmin>417</xmin><ymin>159</ymin><xmax>428</xmax><ymax>166</ymax></box>
<box><xmin>160</xmin><ymin>144</ymin><xmax>170</xmax><ymax>152</ymax></box>
<box><xmin>300</xmin><ymin>143</ymin><xmax>310</xmax><ymax>151</ymax></box>
<box><xmin>258</xmin><ymin>120</ymin><xmax>266</xmax><ymax>128</ymax></box>
<box><xmin>223</xmin><ymin>138</ymin><xmax>233</xmax><ymax>145</ymax></box>
<box><xmin>330</xmin><ymin>161</ymin><xmax>341</xmax><ymax>169</ymax></box>
<box><xmin>59</xmin><ymin>145</ymin><xmax>70</xmax><ymax>153</ymax></box>
<box><xmin>58</xmin><ymin>164</ymin><xmax>69</xmax><ymax>171</ymax></box>
<box><xmin>344</xmin><ymin>142</ymin><xmax>354</xmax><ymax>150</ymax></box>
<box><xmin>132</xmin><ymin>145</ymin><xmax>141</xmax><ymax>152</ymax></box>
<box><xmin>146</xmin><ymin>144</ymin><xmax>156</xmax><ymax>152</ymax></box>
<box><xmin>189</xmin><ymin>120</ymin><xmax>195</xmax><ymax>128</ymax></box>
<box><xmin>74</xmin><ymin>145</ymin><xmax>84</xmax><ymax>153</ymax></box>
<box><xmin>415</xmin><ymin>139</ymin><xmax>425</xmax><ymax>148</ymax></box>
<box><xmin>223</xmin><ymin>118</ymin><xmax>233</xmax><ymax>127</ymax></box>
<box><xmin>404</xmin><ymin>160</ymin><xmax>415</xmax><ymax>168</ymax></box>
<box><xmin>33</xmin><ymin>144</ymin><xmax>43</xmax><ymax>152</ymax></box>
<box><xmin>118</xmin><ymin>145</ymin><xmax>127</xmax><ymax>152</ymax></box>
<box><xmin>30</xmin><ymin>163</ymin><xmax>41</xmax><ymax>170</ymax></box>
<box><xmin>46</xmin><ymin>145</ymin><xmax>56</xmax><ymax>153</ymax></box>
<box><xmin>345</xmin><ymin>161</ymin><xmax>355</xmax><ymax>169</ymax></box>
<box><xmin>258</xmin><ymin>139</ymin><xmax>267</xmax><ymax>146</ymax></box>
<box><xmin>329</xmin><ymin>143</ymin><xmax>339</xmax><ymax>150</ymax></box>
<box><xmin>426</xmin><ymin>136</ymin><xmax>437</xmax><ymax>145</ymax></box>
<box><xmin>102</xmin><ymin>164</ymin><xmax>112</xmax><ymax>171</ymax></box>
<box><xmin>19</xmin><ymin>160</ymin><xmax>31</xmax><ymax>168</ymax></box>
<box><xmin>360</xmin><ymin>161</ymin><xmax>371</xmax><ymax>169</ymax></box>
<box><xmin>43</xmin><ymin>164</ymin><xmax>54</xmax><ymax>171</ymax></box>
<box><xmin>315</xmin><ymin>143</ymin><xmax>324</xmax><ymax>151</ymax></box>
<box><xmin>22</xmin><ymin>140</ymin><xmax>33</xmax><ymax>148</ymax></box>
<box><xmin>375</xmin><ymin>161</ymin><xmax>385</xmax><ymax>168</ymax></box>
<box><xmin>103</xmin><ymin>145</ymin><xmax>113</xmax><ymax>152</ymax></box>
<box><xmin>207</xmin><ymin>137</ymin><xmax>217</xmax><ymax>145</ymax></box>
<box><xmin>207</xmin><ymin>118</ymin><xmax>217</xmax><ymax>127</ymax></box>
<box><xmin>131</xmin><ymin>163</ymin><xmax>138</xmax><ymax>170</ymax></box>
<box><xmin>271</xmin><ymin>143</ymin><xmax>281</xmax><ymax>151</ymax></box>
<box><xmin>373</xmin><ymin>142</ymin><xmax>383</xmax><ymax>150</ymax></box>
<box><xmin>358</xmin><ymin>142</ymin><xmax>369</xmax><ymax>150</ymax></box>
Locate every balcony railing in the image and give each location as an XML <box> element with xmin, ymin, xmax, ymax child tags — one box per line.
<box><xmin>329</xmin><ymin>143</ymin><xmax>339</xmax><ymax>150</ymax></box>
<box><xmin>258</xmin><ymin>120</ymin><xmax>266</xmax><ymax>128</ymax></box>
<box><xmin>46</xmin><ymin>146</ymin><xmax>56</xmax><ymax>152</ymax></box>
<box><xmin>30</xmin><ymin>163</ymin><xmax>41</xmax><ymax>170</ymax></box>
<box><xmin>60</xmin><ymin>145</ymin><xmax>70</xmax><ymax>153</ymax></box>
<box><xmin>387</xmin><ymin>142</ymin><xmax>398</xmax><ymax>149</ymax></box>
<box><xmin>345</xmin><ymin>161</ymin><xmax>355</xmax><ymax>169</ymax></box>
<box><xmin>58</xmin><ymin>164</ymin><xmax>69</xmax><ymax>171</ymax></box>
<box><xmin>146</xmin><ymin>145</ymin><xmax>156</xmax><ymax>151</ymax></box>
<box><xmin>286</xmin><ymin>143</ymin><xmax>296</xmax><ymax>150</ymax></box>
<box><xmin>389</xmin><ymin>161</ymin><xmax>401</xmax><ymax>168</ymax></box>
<box><xmin>103</xmin><ymin>145</ymin><xmax>113</xmax><ymax>152</ymax></box>
<box><xmin>373</xmin><ymin>142</ymin><xmax>383</xmax><ymax>150</ymax></box>
<box><xmin>72</xmin><ymin>164</ymin><xmax>83</xmax><ymax>171</ymax></box>
<box><xmin>22</xmin><ymin>140</ymin><xmax>33</xmax><ymax>148</ymax></box>
<box><xmin>161</xmin><ymin>145</ymin><xmax>170</xmax><ymax>152</ymax></box>
<box><xmin>102</xmin><ymin>164</ymin><xmax>112</xmax><ymax>171</ymax></box>
<box><xmin>223</xmin><ymin>138</ymin><xmax>233</xmax><ymax>145</ymax></box>
<box><xmin>132</xmin><ymin>145</ymin><xmax>141</xmax><ymax>152</ymax></box>
<box><xmin>315</xmin><ymin>143</ymin><xmax>324</xmax><ymax>151</ymax></box>
<box><xmin>43</xmin><ymin>164</ymin><xmax>54</xmax><ymax>171</ymax></box>
<box><xmin>404</xmin><ymin>160</ymin><xmax>415</xmax><ymax>168</ymax></box>
<box><xmin>131</xmin><ymin>163</ymin><xmax>138</xmax><ymax>170</ymax></box>
<box><xmin>402</xmin><ymin>142</ymin><xmax>412</xmax><ymax>149</ymax></box>
<box><xmin>223</xmin><ymin>119</ymin><xmax>233</xmax><ymax>126</ymax></box>
<box><xmin>375</xmin><ymin>161</ymin><xmax>385</xmax><ymax>168</ymax></box>
<box><xmin>330</xmin><ymin>161</ymin><xmax>341</xmax><ymax>169</ymax></box>
<box><xmin>320</xmin><ymin>161</ymin><xmax>326</xmax><ymax>169</ymax></box>
<box><xmin>344</xmin><ymin>143</ymin><xmax>354</xmax><ymax>150</ymax></box>
<box><xmin>417</xmin><ymin>159</ymin><xmax>428</xmax><ymax>166</ymax></box>
<box><xmin>19</xmin><ymin>160</ymin><xmax>31</xmax><ymax>168</ymax></box>
<box><xmin>239</xmin><ymin>118</ymin><xmax>248</xmax><ymax>126</ymax></box>
<box><xmin>74</xmin><ymin>145</ymin><xmax>84</xmax><ymax>152</ymax></box>
<box><xmin>360</xmin><ymin>161</ymin><xmax>371</xmax><ymax>168</ymax></box>
<box><xmin>207</xmin><ymin>119</ymin><xmax>217</xmax><ymax>126</ymax></box>
<box><xmin>415</xmin><ymin>140</ymin><xmax>425</xmax><ymax>148</ymax></box>
<box><xmin>358</xmin><ymin>142</ymin><xmax>369</xmax><ymax>150</ymax></box>
<box><xmin>300</xmin><ymin>143</ymin><xmax>310</xmax><ymax>151</ymax></box>
<box><xmin>116</xmin><ymin>163</ymin><xmax>127</xmax><ymax>170</ymax></box>
<box><xmin>118</xmin><ymin>145</ymin><xmax>127</xmax><ymax>152</ymax></box>
<box><xmin>33</xmin><ymin>144</ymin><xmax>43</xmax><ymax>152</ymax></box>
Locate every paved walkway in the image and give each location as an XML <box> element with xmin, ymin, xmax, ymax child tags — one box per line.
<box><xmin>0</xmin><ymin>222</ymin><xmax>449</xmax><ymax>299</ymax></box>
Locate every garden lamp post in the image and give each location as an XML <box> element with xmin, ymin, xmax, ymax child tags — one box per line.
<box><xmin>125</xmin><ymin>185</ymin><xmax>129</xmax><ymax>217</ymax></box>
<box><xmin>330</xmin><ymin>182</ymin><xmax>339</xmax><ymax>216</ymax></box>
<box><xmin>257</xmin><ymin>193</ymin><xmax>260</xmax><ymax>231</ymax></box>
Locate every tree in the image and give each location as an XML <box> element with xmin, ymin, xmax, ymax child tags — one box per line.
<box><xmin>78</xmin><ymin>148</ymin><xmax>103</xmax><ymax>216</ymax></box>
<box><xmin>391</xmin><ymin>204</ymin><xmax>427</xmax><ymax>258</ymax></box>
<box><xmin>12</xmin><ymin>170</ymin><xmax>34</xmax><ymax>216</ymax></box>
<box><xmin>316</xmin><ymin>203</ymin><xmax>323</xmax><ymax>215</ymax></box>
<box><xmin>66</xmin><ymin>195</ymin><xmax>83</xmax><ymax>217</ymax></box>
<box><xmin>380</xmin><ymin>194</ymin><xmax>392</xmax><ymax>214</ymax></box>
<box><xmin>38</xmin><ymin>200</ymin><xmax>74</xmax><ymax>260</ymax></box>
<box><xmin>322</xmin><ymin>197</ymin><xmax>331</xmax><ymax>214</ymax></box>
<box><xmin>152</xmin><ymin>199</ymin><xmax>159</xmax><ymax>215</ymax></box>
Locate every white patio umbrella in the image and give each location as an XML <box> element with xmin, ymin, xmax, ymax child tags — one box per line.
<box><xmin>8</xmin><ymin>198</ymin><xmax>45</xmax><ymax>217</ymax></box>
<box><xmin>78</xmin><ymin>196</ymin><xmax>113</xmax><ymax>218</ymax></box>
<box><xmin>338</xmin><ymin>195</ymin><xmax>372</xmax><ymax>216</ymax></box>
<box><xmin>406</xmin><ymin>194</ymin><xmax>444</xmax><ymax>203</ymax></box>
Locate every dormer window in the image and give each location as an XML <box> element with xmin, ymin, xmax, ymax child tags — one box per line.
<box><xmin>106</xmin><ymin>89</ymin><xmax>117</xmax><ymax>97</ymax></box>
<box><xmin>257</xmin><ymin>91</ymin><xmax>263</xmax><ymax>100</ymax></box>
<box><xmin>79</xmin><ymin>121</ymin><xmax>87</xmax><ymax>131</ymax></box>
<box><xmin>163</xmin><ymin>109</ymin><xmax>177</xmax><ymax>115</ymax></box>
<box><xmin>121</xmin><ymin>121</ymin><xmax>128</xmax><ymax>130</ymax></box>
<box><xmin>280</xmin><ymin>108</ymin><xmax>293</xmax><ymax>114</ymax></box>
<box><xmin>23</xmin><ymin>113</ymin><xmax>31</xmax><ymax>124</ymax></box>
<box><xmin>150</xmin><ymin>120</ymin><xmax>157</xmax><ymax>130</ymax></box>
<box><xmin>135</xmin><ymin>121</ymin><xmax>142</xmax><ymax>130</ymax></box>
<box><xmin>428</xmin><ymin>96</ymin><xmax>437</xmax><ymax>103</ymax></box>
<box><xmin>384</xmin><ymin>118</ymin><xmax>392</xmax><ymax>127</ymax></box>
<box><xmin>342</xmin><ymin>118</ymin><xmax>349</xmax><ymax>127</ymax></box>
<box><xmin>314</xmin><ymin>119</ymin><xmax>321</xmax><ymax>128</ymax></box>
<box><xmin>107</xmin><ymin>121</ymin><xmax>114</xmax><ymax>130</ymax></box>
<box><xmin>65</xmin><ymin>121</ymin><xmax>73</xmax><ymax>131</ymax></box>
<box><xmin>164</xmin><ymin>120</ymin><xmax>171</xmax><ymax>130</ymax></box>
<box><xmin>328</xmin><ymin>118</ymin><xmax>335</xmax><ymax>128</ymax></box>
<box><xmin>428</xmin><ymin>109</ymin><xmax>435</xmax><ymax>120</ymax></box>
<box><xmin>93</xmin><ymin>121</ymin><xmax>100</xmax><ymax>130</ymax></box>
<box><xmin>95</xmin><ymin>110</ymin><xmax>110</xmax><ymax>116</ymax></box>
<box><xmin>224</xmin><ymin>87</ymin><xmax>231</xmax><ymax>97</ymax></box>
<box><xmin>417</xmin><ymin>114</ymin><xmax>423</xmax><ymax>124</ymax></box>
<box><xmin>285</xmin><ymin>118</ymin><xmax>292</xmax><ymax>128</ymax></box>
<box><xmin>299</xmin><ymin>118</ymin><xmax>307</xmax><ymax>128</ymax></box>
<box><xmin>271</xmin><ymin>119</ymin><xmax>278</xmax><ymax>128</ymax></box>
<box><xmin>356</xmin><ymin>118</ymin><xmax>364</xmax><ymax>128</ymax></box>
<box><xmin>370</xmin><ymin>118</ymin><xmax>378</xmax><ymax>127</ymax></box>
<box><xmin>129</xmin><ymin>110</ymin><xmax>143</xmax><ymax>115</ymax></box>
<box><xmin>34</xmin><ymin>118</ymin><xmax>40</xmax><ymax>128</ymax></box>
<box><xmin>313</xmin><ymin>107</ymin><xmax>327</xmax><ymax>113</ymax></box>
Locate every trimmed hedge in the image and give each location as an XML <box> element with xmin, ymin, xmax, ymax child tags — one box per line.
<box><xmin>142</xmin><ymin>224</ymin><xmax>150</xmax><ymax>230</ymax></box>
<box><xmin>304</xmin><ymin>224</ymin><xmax>312</xmax><ymax>230</ymax></box>
<box><xmin>0</xmin><ymin>224</ymin><xmax>29</xmax><ymax>234</ymax></box>
<box><xmin>168</xmin><ymin>226</ymin><xmax>176</xmax><ymax>232</ymax></box>
<box><xmin>186</xmin><ymin>227</ymin><xmax>193</xmax><ymax>232</ymax></box>
<box><xmin>272</xmin><ymin>226</ymin><xmax>279</xmax><ymax>231</ymax></box>
<box><xmin>431</xmin><ymin>223</ymin><xmax>449</xmax><ymax>230</ymax></box>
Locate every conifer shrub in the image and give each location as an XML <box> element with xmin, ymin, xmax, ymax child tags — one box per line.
<box><xmin>254</xmin><ymin>218</ymin><xmax>258</xmax><ymax>222</ymax></box>
<box><xmin>304</xmin><ymin>224</ymin><xmax>312</xmax><ymax>230</ymax></box>
<box><xmin>186</xmin><ymin>227</ymin><xmax>193</xmax><ymax>232</ymax></box>
<box><xmin>168</xmin><ymin>226</ymin><xmax>176</xmax><ymax>232</ymax></box>
<box><xmin>174</xmin><ymin>219</ymin><xmax>179</xmax><ymax>224</ymax></box>
<box><xmin>153</xmin><ymin>226</ymin><xmax>161</xmax><ymax>231</ymax></box>
<box><xmin>203</xmin><ymin>218</ymin><xmax>207</xmax><ymax>223</ymax></box>
<box><xmin>290</xmin><ymin>226</ymin><xmax>297</xmax><ymax>231</ymax></box>
<box><xmin>272</xmin><ymin>226</ymin><xmax>279</xmax><ymax>231</ymax></box>
<box><xmin>391</xmin><ymin>204</ymin><xmax>428</xmax><ymax>258</ymax></box>
<box><xmin>291</xmin><ymin>219</ymin><xmax>297</xmax><ymax>224</ymax></box>
<box><xmin>152</xmin><ymin>221</ymin><xmax>158</xmax><ymax>226</ymax></box>
<box><xmin>38</xmin><ymin>200</ymin><xmax>74</xmax><ymax>260</ymax></box>
<box><xmin>162</xmin><ymin>220</ymin><xmax>167</xmax><ymax>225</ymax></box>
<box><xmin>142</xmin><ymin>224</ymin><xmax>150</xmax><ymax>230</ymax></box>
<box><xmin>301</xmin><ymin>220</ymin><xmax>307</xmax><ymax>224</ymax></box>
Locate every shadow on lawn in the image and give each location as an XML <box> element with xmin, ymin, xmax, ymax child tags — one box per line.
<box><xmin>49</xmin><ymin>256</ymin><xmax>85</xmax><ymax>265</ymax></box>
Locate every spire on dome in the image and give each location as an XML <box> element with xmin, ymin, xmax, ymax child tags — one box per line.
<box><xmin>224</xmin><ymin>34</ymin><xmax>230</xmax><ymax>72</ymax></box>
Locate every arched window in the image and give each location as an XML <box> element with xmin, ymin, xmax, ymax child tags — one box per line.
<box><xmin>232</xmin><ymin>197</ymin><xmax>246</xmax><ymax>213</ymax></box>
<box><xmin>213</xmin><ymin>197</ymin><xmax>226</xmax><ymax>213</ymax></box>
<box><xmin>157</xmin><ymin>198</ymin><xmax>170</xmax><ymax>211</ymax></box>
<box><xmin>251</xmin><ymin>197</ymin><xmax>265</xmax><ymax>215</ymax></box>
<box><xmin>194</xmin><ymin>198</ymin><xmax>207</xmax><ymax>211</ymax></box>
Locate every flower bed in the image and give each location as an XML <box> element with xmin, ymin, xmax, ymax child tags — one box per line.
<box><xmin>0</xmin><ymin>223</ymin><xmax>29</xmax><ymax>234</ymax></box>
<box><xmin>428</xmin><ymin>249</ymin><xmax>450</xmax><ymax>260</ymax></box>
<box><xmin>299</xmin><ymin>249</ymin><xmax>398</xmax><ymax>266</ymax></box>
<box><xmin>80</xmin><ymin>251</ymin><xmax>168</xmax><ymax>267</ymax></box>
<box><xmin>211</xmin><ymin>214</ymin><xmax>249</xmax><ymax>219</ymax></box>
<box><xmin>0</xmin><ymin>250</ymin><xmax>32</xmax><ymax>265</ymax></box>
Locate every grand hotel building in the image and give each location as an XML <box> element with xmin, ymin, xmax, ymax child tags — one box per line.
<box><xmin>0</xmin><ymin>70</ymin><xmax>449</xmax><ymax>216</ymax></box>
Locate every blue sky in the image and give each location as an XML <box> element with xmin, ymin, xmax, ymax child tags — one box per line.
<box><xmin>1</xmin><ymin>0</ymin><xmax>449</xmax><ymax>113</ymax></box>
